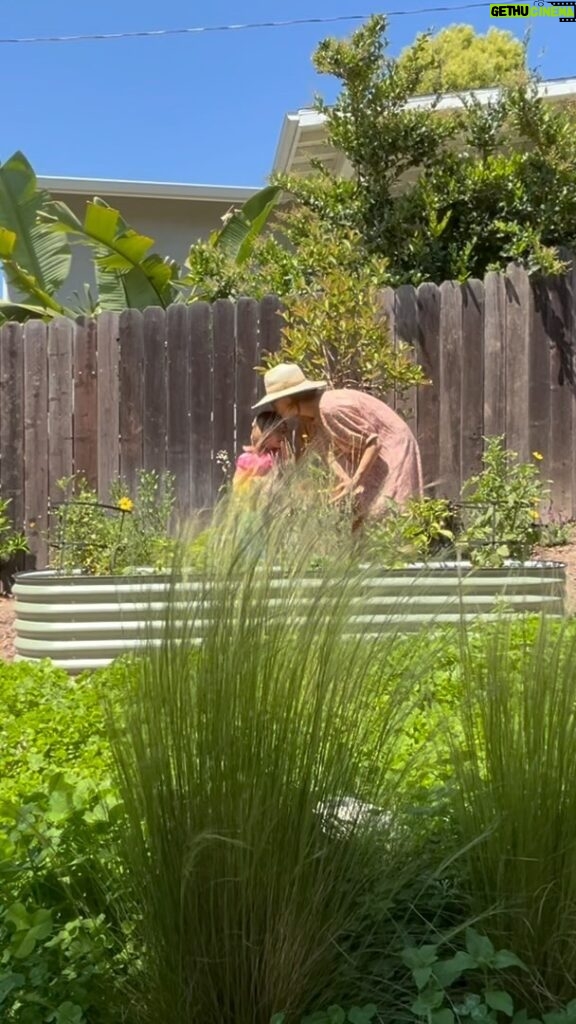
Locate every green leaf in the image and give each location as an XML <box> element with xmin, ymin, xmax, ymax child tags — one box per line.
<box><xmin>465</xmin><ymin>928</ymin><xmax>495</xmax><ymax>964</ymax></box>
<box><xmin>412</xmin><ymin>988</ymin><xmax>445</xmax><ymax>1014</ymax></box>
<box><xmin>432</xmin><ymin>1011</ymin><xmax>455</xmax><ymax>1024</ymax></box>
<box><xmin>0</xmin><ymin>971</ymin><xmax>25</xmax><ymax>1004</ymax></box>
<box><xmin>0</xmin><ymin>151</ymin><xmax>72</xmax><ymax>300</ymax></box>
<box><xmin>327</xmin><ymin>1008</ymin><xmax>346</xmax><ymax>1024</ymax></box>
<box><xmin>493</xmin><ymin>950</ymin><xmax>527</xmax><ymax>971</ymax></box>
<box><xmin>485</xmin><ymin>990</ymin><xmax>514</xmax><ymax>1017</ymax></box>
<box><xmin>433</xmin><ymin>951</ymin><xmax>477</xmax><ymax>987</ymax></box>
<box><xmin>413</xmin><ymin>965</ymin><xmax>433</xmax><ymax>989</ymax></box>
<box><xmin>49</xmin><ymin>1002</ymin><xmax>84</xmax><ymax>1024</ymax></box>
<box><xmin>270</xmin><ymin>1016</ymin><xmax>285</xmax><ymax>1024</ymax></box>
<box><xmin>211</xmin><ymin>184</ymin><xmax>282</xmax><ymax>264</ymax></box>
<box><xmin>43</xmin><ymin>197</ymin><xmax>180</xmax><ymax>310</ymax></box>
<box><xmin>0</xmin><ymin>299</ymin><xmax>61</xmax><ymax>322</ymax></box>
<box><xmin>5</xmin><ymin>903</ymin><xmax>30</xmax><ymax>931</ymax></box>
<box><xmin>348</xmin><ymin>1007</ymin><xmax>378</xmax><ymax>1024</ymax></box>
<box><xmin>403</xmin><ymin>943</ymin><xmax>440</xmax><ymax>969</ymax></box>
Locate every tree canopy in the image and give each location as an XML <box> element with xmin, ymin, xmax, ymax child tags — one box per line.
<box><xmin>395</xmin><ymin>24</ymin><xmax>527</xmax><ymax>95</ymax></box>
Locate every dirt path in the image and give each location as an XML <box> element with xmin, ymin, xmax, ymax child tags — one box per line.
<box><xmin>0</xmin><ymin>598</ymin><xmax>16</xmax><ymax>661</ymax></box>
<box><xmin>2</xmin><ymin>537</ymin><xmax>575</xmax><ymax>663</ymax></box>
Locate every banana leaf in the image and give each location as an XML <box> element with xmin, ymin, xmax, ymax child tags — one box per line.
<box><xmin>210</xmin><ymin>184</ymin><xmax>282</xmax><ymax>264</ymax></box>
<box><xmin>0</xmin><ymin>226</ymin><xmax>72</xmax><ymax>317</ymax></box>
<box><xmin>43</xmin><ymin>199</ymin><xmax>181</xmax><ymax>311</ymax></box>
<box><xmin>0</xmin><ymin>151</ymin><xmax>72</xmax><ymax>302</ymax></box>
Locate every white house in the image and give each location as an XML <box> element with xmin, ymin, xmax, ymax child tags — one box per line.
<box><xmin>271</xmin><ymin>75</ymin><xmax>576</xmax><ymax>179</ymax></box>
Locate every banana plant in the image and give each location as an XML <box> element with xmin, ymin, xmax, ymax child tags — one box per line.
<box><xmin>179</xmin><ymin>183</ymin><xmax>283</xmax><ymax>299</ymax></box>
<box><xmin>0</xmin><ymin>150</ymin><xmax>284</xmax><ymax>322</ymax></box>
<box><xmin>211</xmin><ymin>184</ymin><xmax>282</xmax><ymax>265</ymax></box>
<box><xmin>42</xmin><ymin>199</ymin><xmax>181</xmax><ymax>312</ymax></box>
<box><xmin>0</xmin><ymin>152</ymin><xmax>75</xmax><ymax>321</ymax></box>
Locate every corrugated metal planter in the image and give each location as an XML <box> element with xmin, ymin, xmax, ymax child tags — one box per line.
<box><xmin>14</xmin><ymin>560</ymin><xmax>567</xmax><ymax>676</ymax></box>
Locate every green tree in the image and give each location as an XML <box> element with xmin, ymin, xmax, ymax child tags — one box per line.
<box><xmin>396</xmin><ymin>24</ymin><xmax>527</xmax><ymax>94</ymax></box>
<box><xmin>312</xmin><ymin>14</ymin><xmax>575</xmax><ymax>282</ymax></box>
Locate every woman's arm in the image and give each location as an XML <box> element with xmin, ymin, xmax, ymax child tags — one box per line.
<box><xmin>331</xmin><ymin>437</ymin><xmax>378</xmax><ymax>502</ymax></box>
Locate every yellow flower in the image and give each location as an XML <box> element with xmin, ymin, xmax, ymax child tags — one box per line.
<box><xmin>532</xmin><ymin>451</ymin><xmax>544</xmax><ymax>461</ymax></box>
<box><xmin>118</xmin><ymin>496</ymin><xmax>134</xmax><ymax>512</ymax></box>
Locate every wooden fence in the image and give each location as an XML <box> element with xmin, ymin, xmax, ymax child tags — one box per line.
<box><xmin>0</xmin><ymin>264</ymin><xmax>575</xmax><ymax>568</ymax></box>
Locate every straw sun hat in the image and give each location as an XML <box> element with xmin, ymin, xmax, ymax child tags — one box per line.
<box><xmin>252</xmin><ymin>363</ymin><xmax>327</xmax><ymax>411</ymax></box>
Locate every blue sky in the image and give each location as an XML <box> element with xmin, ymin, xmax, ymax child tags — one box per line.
<box><xmin>2</xmin><ymin>1</ymin><xmax>575</xmax><ymax>187</ymax></box>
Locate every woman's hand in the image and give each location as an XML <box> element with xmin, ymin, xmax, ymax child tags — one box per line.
<box><xmin>330</xmin><ymin>480</ymin><xmax>365</xmax><ymax>505</ymax></box>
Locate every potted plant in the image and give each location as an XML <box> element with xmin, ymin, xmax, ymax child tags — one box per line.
<box><xmin>13</xmin><ymin>471</ymin><xmax>178</xmax><ymax>673</ymax></box>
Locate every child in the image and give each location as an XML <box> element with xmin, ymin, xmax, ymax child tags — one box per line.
<box><xmin>232</xmin><ymin>411</ymin><xmax>288</xmax><ymax>495</ymax></box>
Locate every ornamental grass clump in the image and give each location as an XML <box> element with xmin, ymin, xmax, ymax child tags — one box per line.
<box><xmin>107</xmin><ymin>497</ymin><xmax>446</xmax><ymax>1024</ymax></box>
<box><xmin>450</xmin><ymin>618</ymin><xmax>576</xmax><ymax>1008</ymax></box>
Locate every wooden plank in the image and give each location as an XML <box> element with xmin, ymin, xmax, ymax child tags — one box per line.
<box><xmin>212</xmin><ymin>299</ymin><xmax>236</xmax><ymax>495</ymax></box>
<box><xmin>0</xmin><ymin>322</ymin><xmax>25</xmax><ymax>532</ymax></box>
<box><xmin>235</xmin><ymin>298</ymin><xmax>260</xmax><ymax>456</ymax></box>
<box><xmin>377</xmin><ymin>287</ymin><xmax>396</xmax><ymax>410</ymax></box>
<box><xmin>142</xmin><ymin>307</ymin><xmax>167</xmax><ymax>476</ymax></box>
<box><xmin>529</xmin><ymin>277</ymin><xmax>551</xmax><ymax>472</ymax></box>
<box><xmin>438</xmin><ymin>281</ymin><xmax>463</xmax><ymax>499</ymax></box>
<box><xmin>97</xmin><ymin>311</ymin><xmax>120</xmax><ymax>501</ymax></box>
<box><xmin>23</xmin><ymin>321</ymin><xmax>49</xmax><ymax>568</ymax></box>
<box><xmin>460</xmin><ymin>279</ymin><xmax>484</xmax><ymax>482</ymax></box>
<box><xmin>73</xmin><ymin>318</ymin><xmax>98</xmax><ymax>489</ymax></box>
<box><xmin>189</xmin><ymin>303</ymin><xmax>213</xmax><ymax>511</ymax></box>
<box><xmin>258</xmin><ymin>294</ymin><xmax>283</xmax><ymax>360</ymax></box>
<box><xmin>504</xmin><ymin>264</ymin><xmax>530</xmax><ymax>461</ymax></box>
<box><xmin>394</xmin><ymin>284</ymin><xmax>418</xmax><ymax>431</ymax></box>
<box><xmin>166</xmin><ymin>305</ymin><xmax>192</xmax><ymax>519</ymax></box>
<box><xmin>118</xmin><ymin>309</ymin><xmax>144</xmax><ymax>494</ymax></box>
<box><xmin>545</xmin><ymin>274</ymin><xmax>574</xmax><ymax>516</ymax></box>
<box><xmin>48</xmin><ymin>319</ymin><xmax>74</xmax><ymax>507</ymax></box>
<box><xmin>415</xmin><ymin>283</ymin><xmax>441</xmax><ymax>494</ymax></box>
<box><xmin>483</xmin><ymin>272</ymin><xmax>507</xmax><ymax>439</ymax></box>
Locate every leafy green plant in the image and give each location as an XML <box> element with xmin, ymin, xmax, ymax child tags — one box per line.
<box><xmin>364</xmin><ymin>498</ymin><xmax>455</xmax><ymax>566</ymax></box>
<box><xmin>403</xmin><ymin>928</ymin><xmax>546</xmax><ymax>1024</ymax></box>
<box><xmin>265</xmin><ymin>256</ymin><xmax>425</xmax><ymax>399</ymax></box>
<box><xmin>0</xmin><ymin>496</ymin><xmax>28</xmax><ymax>593</ymax></box>
<box><xmin>0</xmin><ymin>659</ymin><xmax>134</xmax><ymax>1023</ymax></box>
<box><xmin>49</xmin><ymin>470</ymin><xmax>175</xmax><ymax>575</ymax></box>
<box><xmin>458</xmin><ymin>437</ymin><xmax>547</xmax><ymax>566</ymax></box>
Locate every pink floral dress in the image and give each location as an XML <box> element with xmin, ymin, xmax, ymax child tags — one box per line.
<box><xmin>317</xmin><ymin>389</ymin><xmax>423</xmax><ymax>519</ymax></box>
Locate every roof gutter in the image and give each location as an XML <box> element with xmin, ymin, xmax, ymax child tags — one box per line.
<box><xmin>37</xmin><ymin>176</ymin><xmax>259</xmax><ymax>203</ymax></box>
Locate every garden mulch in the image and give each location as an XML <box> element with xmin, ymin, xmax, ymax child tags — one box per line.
<box><xmin>1</xmin><ymin>532</ymin><xmax>575</xmax><ymax>663</ymax></box>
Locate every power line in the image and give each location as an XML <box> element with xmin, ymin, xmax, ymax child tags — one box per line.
<box><xmin>0</xmin><ymin>5</ymin><xmax>491</xmax><ymax>45</ymax></box>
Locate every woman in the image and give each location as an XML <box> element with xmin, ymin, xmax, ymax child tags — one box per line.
<box><xmin>253</xmin><ymin>363</ymin><xmax>423</xmax><ymax>526</ymax></box>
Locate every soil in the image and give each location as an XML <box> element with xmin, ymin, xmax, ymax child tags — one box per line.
<box><xmin>1</xmin><ymin>532</ymin><xmax>575</xmax><ymax>663</ymax></box>
<box><xmin>0</xmin><ymin>597</ymin><xmax>16</xmax><ymax>662</ymax></box>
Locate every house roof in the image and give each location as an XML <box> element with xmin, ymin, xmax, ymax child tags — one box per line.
<box><xmin>272</xmin><ymin>75</ymin><xmax>576</xmax><ymax>178</ymax></box>
<box><xmin>37</xmin><ymin>175</ymin><xmax>259</xmax><ymax>203</ymax></box>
